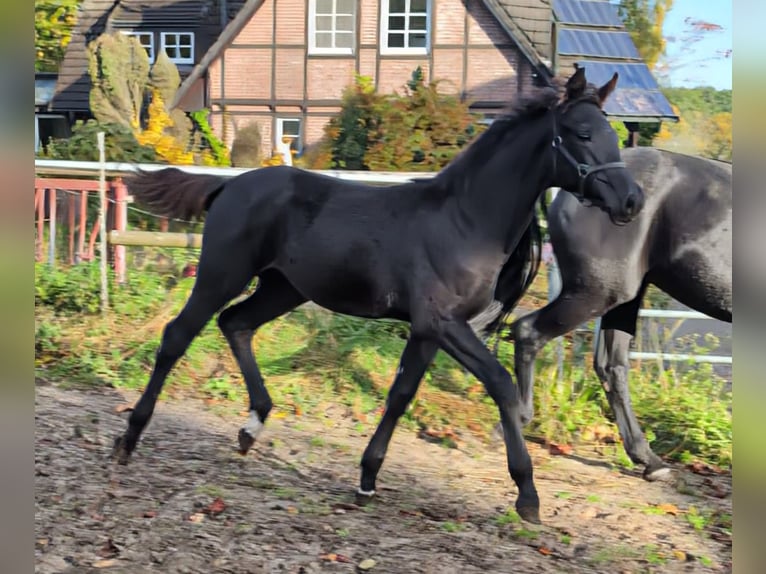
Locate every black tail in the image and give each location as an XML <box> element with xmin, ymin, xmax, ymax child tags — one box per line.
<box><xmin>125</xmin><ymin>168</ymin><xmax>227</xmax><ymax>221</ymax></box>
<box><xmin>469</xmin><ymin>205</ymin><xmax>543</xmax><ymax>342</ymax></box>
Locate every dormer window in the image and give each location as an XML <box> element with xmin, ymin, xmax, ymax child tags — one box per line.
<box><xmin>161</xmin><ymin>32</ymin><xmax>194</xmax><ymax>64</ymax></box>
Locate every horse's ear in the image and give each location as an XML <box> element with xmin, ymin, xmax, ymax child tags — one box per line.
<box><xmin>598</xmin><ymin>72</ymin><xmax>619</xmax><ymax>106</ymax></box>
<box><xmin>565</xmin><ymin>64</ymin><xmax>587</xmax><ymax>100</ymax></box>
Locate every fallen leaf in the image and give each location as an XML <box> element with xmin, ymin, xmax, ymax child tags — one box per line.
<box><xmin>656</xmin><ymin>503</ymin><xmax>679</xmax><ymax>516</ymax></box>
<box><xmin>203</xmin><ymin>497</ymin><xmax>226</xmax><ymax>516</ymax></box>
<box><xmin>287</xmin><ymin>506</ymin><xmax>299</xmax><ymax>514</ymax></box>
<box><xmin>358</xmin><ymin>558</ymin><xmax>377</xmax><ymax>570</ymax></box>
<box><xmin>538</xmin><ymin>546</ymin><xmax>552</xmax><ymax>555</ymax></box>
<box><xmin>336</xmin><ymin>554</ymin><xmax>353</xmax><ymax>563</ymax></box>
<box><xmin>188</xmin><ymin>512</ymin><xmax>204</xmax><ymax>523</ymax></box>
<box><xmin>399</xmin><ymin>509</ymin><xmax>422</xmax><ymax>517</ymax></box>
<box><xmin>114</xmin><ymin>404</ymin><xmax>134</xmax><ymax>414</ymax></box>
<box><xmin>320</xmin><ymin>553</ymin><xmax>338</xmax><ymax>562</ymax></box>
<box><xmin>143</xmin><ymin>510</ymin><xmax>157</xmax><ymax>518</ymax></box>
<box><xmin>93</xmin><ymin>559</ymin><xmax>117</xmax><ymax>568</ymax></box>
<box><xmin>548</xmin><ymin>443</ymin><xmax>573</xmax><ymax>456</ymax></box>
<box><xmin>673</xmin><ymin>550</ymin><xmax>687</xmax><ymax>561</ymax></box>
<box><xmin>294</xmin><ymin>404</ymin><xmax>303</xmax><ymax>416</ymax></box>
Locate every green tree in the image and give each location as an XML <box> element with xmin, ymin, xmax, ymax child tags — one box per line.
<box><xmin>364</xmin><ymin>67</ymin><xmax>483</xmax><ymax>171</ymax></box>
<box><xmin>617</xmin><ymin>0</ymin><xmax>673</xmax><ymax>69</ymax></box>
<box><xmin>149</xmin><ymin>51</ymin><xmax>193</xmax><ymax>143</ymax></box>
<box><xmin>35</xmin><ymin>0</ymin><xmax>80</xmax><ymax>72</ymax></box>
<box><xmin>654</xmin><ymin>87</ymin><xmax>732</xmax><ymax>160</ymax></box>
<box><xmin>323</xmin><ymin>74</ymin><xmax>384</xmax><ymax>170</ymax></box>
<box><xmin>88</xmin><ymin>32</ymin><xmax>151</xmax><ymax>129</ymax></box>
<box><xmin>43</xmin><ymin>120</ymin><xmax>157</xmax><ymax>163</ymax></box>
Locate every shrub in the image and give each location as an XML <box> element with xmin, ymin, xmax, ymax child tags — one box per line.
<box><xmin>230</xmin><ymin>122</ymin><xmax>263</xmax><ymax>167</ymax></box>
<box><xmin>44</xmin><ymin>119</ymin><xmax>157</xmax><ymax>163</ymax></box>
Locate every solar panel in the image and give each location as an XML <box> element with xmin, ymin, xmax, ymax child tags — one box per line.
<box><xmin>558</xmin><ymin>29</ymin><xmax>639</xmax><ymax>59</ymax></box>
<box><xmin>575</xmin><ymin>60</ymin><xmax>677</xmax><ymax>118</ymax></box>
<box><xmin>553</xmin><ymin>0</ymin><xmax>623</xmax><ymax>27</ymax></box>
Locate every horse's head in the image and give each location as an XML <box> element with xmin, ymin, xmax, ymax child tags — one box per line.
<box><xmin>552</xmin><ymin>65</ymin><xmax>644</xmax><ymax>224</ymax></box>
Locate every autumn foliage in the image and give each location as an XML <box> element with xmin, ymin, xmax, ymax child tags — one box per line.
<box><xmin>81</xmin><ymin>32</ymin><xmax>230</xmax><ymax>166</ymax></box>
<box><xmin>305</xmin><ymin>68</ymin><xmax>485</xmax><ymax>172</ymax></box>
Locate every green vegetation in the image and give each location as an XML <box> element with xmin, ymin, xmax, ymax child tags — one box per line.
<box><xmin>303</xmin><ymin>68</ymin><xmax>485</xmax><ymax>172</ymax></box>
<box><xmin>34</xmin><ymin>254</ymin><xmax>732</xmax><ymax>470</ymax></box>
<box><xmin>35</xmin><ymin>0</ymin><xmax>80</xmax><ymax>72</ymax></box>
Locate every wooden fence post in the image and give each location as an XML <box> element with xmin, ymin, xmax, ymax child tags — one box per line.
<box><xmin>113</xmin><ymin>178</ymin><xmax>128</xmax><ymax>283</ymax></box>
<box><xmin>35</xmin><ymin>188</ymin><xmax>45</xmax><ymax>262</ymax></box>
<box><xmin>77</xmin><ymin>190</ymin><xmax>88</xmax><ymax>263</ymax></box>
<box><xmin>48</xmin><ymin>188</ymin><xmax>56</xmax><ymax>266</ymax></box>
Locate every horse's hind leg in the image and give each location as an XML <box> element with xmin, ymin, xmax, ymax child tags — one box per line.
<box><xmin>113</xmin><ymin>262</ymin><xmax>254</xmax><ymax>464</ymax></box>
<box><xmin>358</xmin><ymin>335</ymin><xmax>439</xmax><ymax>498</ymax></box>
<box><xmin>217</xmin><ymin>270</ymin><xmax>307</xmax><ymax>455</ymax></box>
<box><xmin>509</xmin><ymin>288</ymin><xmax>611</xmax><ymax>426</ymax></box>
<box><xmin>595</xmin><ymin>294</ymin><xmax>670</xmax><ymax>481</ymax></box>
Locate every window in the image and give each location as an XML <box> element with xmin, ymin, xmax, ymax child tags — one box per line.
<box><xmin>309</xmin><ymin>0</ymin><xmax>356</xmax><ymax>55</ymax></box>
<box><xmin>276</xmin><ymin>118</ymin><xmax>303</xmax><ymax>156</ymax></box>
<box><xmin>380</xmin><ymin>0</ymin><xmax>430</xmax><ymax>55</ymax></box>
<box><xmin>161</xmin><ymin>32</ymin><xmax>194</xmax><ymax>64</ymax></box>
<box><xmin>122</xmin><ymin>31</ymin><xmax>155</xmax><ymax>62</ymax></box>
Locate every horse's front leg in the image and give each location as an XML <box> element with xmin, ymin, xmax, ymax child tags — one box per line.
<box><xmin>357</xmin><ymin>335</ymin><xmax>439</xmax><ymax>499</ymax></box>
<box><xmin>434</xmin><ymin>319</ymin><xmax>541</xmax><ymax>524</ymax></box>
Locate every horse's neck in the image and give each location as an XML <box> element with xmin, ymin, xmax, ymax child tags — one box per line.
<box><xmin>453</xmin><ymin>119</ymin><xmax>552</xmax><ymax>251</ymax></box>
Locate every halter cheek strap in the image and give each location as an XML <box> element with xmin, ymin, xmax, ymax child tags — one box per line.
<box><xmin>551</xmin><ymin>119</ymin><xmax>627</xmax><ymax>203</ymax></box>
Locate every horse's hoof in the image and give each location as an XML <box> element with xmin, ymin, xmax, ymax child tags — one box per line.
<box><xmin>354</xmin><ymin>487</ymin><xmax>376</xmax><ymax>506</ymax></box>
<box><xmin>238</xmin><ymin>428</ymin><xmax>256</xmax><ymax>455</ymax></box>
<box><xmin>643</xmin><ymin>464</ymin><xmax>672</xmax><ymax>482</ymax></box>
<box><xmin>516</xmin><ymin>505</ymin><xmax>541</xmax><ymax>525</ymax></box>
<box><xmin>111</xmin><ymin>435</ymin><xmax>132</xmax><ymax>465</ymax></box>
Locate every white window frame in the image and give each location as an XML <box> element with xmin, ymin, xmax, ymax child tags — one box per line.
<box><xmin>160</xmin><ymin>32</ymin><xmax>195</xmax><ymax>65</ymax></box>
<box><xmin>380</xmin><ymin>0</ymin><xmax>431</xmax><ymax>55</ymax></box>
<box><xmin>308</xmin><ymin>0</ymin><xmax>356</xmax><ymax>55</ymax></box>
<box><xmin>121</xmin><ymin>31</ymin><xmax>155</xmax><ymax>62</ymax></box>
<box><xmin>276</xmin><ymin>118</ymin><xmax>303</xmax><ymax>155</ymax></box>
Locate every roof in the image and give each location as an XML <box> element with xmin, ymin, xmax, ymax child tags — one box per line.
<box><xmin>552</xmin><ymin>0</ymin><xmax>677</xmax><ymax>122</ymax></box>
<box><xmin>50</xmin><ymin>0</ymin><xmax>247</xmax><ymax>113</ymax></box>
<box><xmin>481</xmin><ymin>0</ymin><xmax>554</xmax><ymax>76</ymax></box>
<box><xmin>171</xmin><ymin>0</ymin><xmax>267</xmax><ymax>109</ymax></box>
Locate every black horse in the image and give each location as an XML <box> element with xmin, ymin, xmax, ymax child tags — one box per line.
<box><xmin>479</xmin><ymin>146</ymin><xmax>731</xmax><ymax>480</ymax></box>
<box><xmin>112</xmin><ymin>67</ymin><xmax>643</xmax><ymax>524</ymax></box>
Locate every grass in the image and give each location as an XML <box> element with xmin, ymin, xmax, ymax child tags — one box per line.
<box><xmin>34</xmin><ymin>259</ymin><xmax>732</xmax><ymax>469</ymax></box>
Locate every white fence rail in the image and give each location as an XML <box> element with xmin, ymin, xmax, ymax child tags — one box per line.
<box><xmin>35</xmin><ymin>159</ymin><xmax>730</xmax><ymax>366</ymax></box>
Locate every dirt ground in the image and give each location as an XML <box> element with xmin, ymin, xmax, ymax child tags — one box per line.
<box><xmin>35</xmin><ymin>380</ymin><xmax>731</xmax><ymax>574</ymax></box>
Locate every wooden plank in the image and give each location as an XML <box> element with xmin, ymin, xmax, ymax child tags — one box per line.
<box><xmin>108</xmin><ymin>230</ymin><xmax>203</xmax><ymax>248</ymax></box>
<box><xmin>35</xmin><ymin>178</ymin><xmax>104</xmax><ymax>191</ymax></box>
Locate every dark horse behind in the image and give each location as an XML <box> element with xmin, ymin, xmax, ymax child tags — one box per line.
<box><xmin>478</xmin><ymin>146</ymin><xmax>731</xmax><ymax>480</ymax></box>
<box><xmin>112</xmin><ymin>67</ymin><xmax>643</xmax><ymax>524</ymax></box>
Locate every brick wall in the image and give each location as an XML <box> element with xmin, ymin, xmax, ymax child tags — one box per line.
<box><xmin>208</xmin><ymin>0</ymin><xmax>535</xmax><ymax>160</ymax></box>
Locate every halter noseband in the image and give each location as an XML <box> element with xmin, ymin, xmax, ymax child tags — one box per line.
<box><xmin>551</xmin><ymin>107</ymin><xmax>626</xmax><ymax>204</ymax></box>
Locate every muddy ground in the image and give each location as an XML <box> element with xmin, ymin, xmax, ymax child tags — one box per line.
<box><xmin>35</xmin><ymin>380</ymin><xmax>731</xmax><ymax>574</ymax></box>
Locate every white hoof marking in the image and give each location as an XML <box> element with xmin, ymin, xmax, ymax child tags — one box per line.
<box><xmin>356</xmin><ymin>487</ymin><xmax>376</xmax><ymax>497</ymax></box>
<box><xmin>242</xmin><ymin>410</ymin><xmax>264</xmax><ymax>439</ymax></box>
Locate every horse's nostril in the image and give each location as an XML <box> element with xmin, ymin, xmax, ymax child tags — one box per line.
<box><xmin>624</xmin><ymin>192</ymin><xmax>638</xmax><ymax>215</ymax></box>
